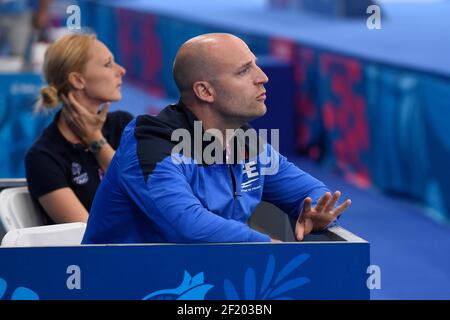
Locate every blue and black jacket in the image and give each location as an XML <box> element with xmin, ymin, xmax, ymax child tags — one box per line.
<box><xmin>82</xmin><ymin>102</ymin><xmax>330</xmax><ymax>244</ymax></box>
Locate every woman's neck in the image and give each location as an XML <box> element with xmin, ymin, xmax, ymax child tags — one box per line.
<box><xmin>57</xmin><ymin>113</ymin><xmax>83</xmax><ymax>145</ymax></box>
<box><xmin>71</xmin><ymin>90</ymin><xmax>102</xmax><ymax>115</ymax></box>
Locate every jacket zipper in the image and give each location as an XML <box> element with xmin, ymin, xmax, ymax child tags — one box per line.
<box><xmin>228</xmin><ymin>165</ymin><xmax>239</xmax><ymax>198</ymax></box>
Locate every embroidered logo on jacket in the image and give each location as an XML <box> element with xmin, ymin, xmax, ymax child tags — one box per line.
<box><xmin>243</xmin><ymin>161</ymin><xmax>258</xmax><ymax>178</ymax></box>
<box><xmin>241</xmin><ymin>161</ymin><xmax>261</xmax><ymax>192</ymax></box>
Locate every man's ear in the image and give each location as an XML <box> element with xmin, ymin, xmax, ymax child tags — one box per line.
<box><xmin>68</xmin><ymin>72</ymin><xmax>85</xmax><ymax>90</ymax></box>
<box><xmin>192</xmin><ymin>81</ymin><xmax>215</xmax><ymax>103</ymax></box>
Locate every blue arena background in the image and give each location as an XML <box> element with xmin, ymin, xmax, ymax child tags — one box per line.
<box><xmin>0</xmin><ymin>0</ymin><xmax>449</xmax><ymax>299</ymax></box>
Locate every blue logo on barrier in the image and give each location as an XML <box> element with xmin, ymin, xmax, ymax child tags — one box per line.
<box><xmin>224</xmin><ymin>254</ymin><xmax>311</xmax><ymax>300</ymax></box>
<box><xmin>0</xmin><ymin>277</ymin><xmax>39</xmax><ymax>300</ymax></box>
<box><xmin>141</xmin><ymin>254</ymin><xmax>310</xmax><ymax>300</ymax></box>
<box><xmin>142</xmin><ymin>271</ymin><xmax>214</xmax><ymax>300</ymax></box>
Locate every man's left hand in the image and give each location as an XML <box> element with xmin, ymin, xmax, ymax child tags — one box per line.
<box><xmin>295</xmin><ymin>191</ymin><xmax>351</xmax><ymax>241</ymax></box>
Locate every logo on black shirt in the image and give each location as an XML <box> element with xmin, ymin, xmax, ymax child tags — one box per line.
<box><xmin>71</xmin><ymin>162</ymin><xmax>89</xmax><ymax>185</ymax></box>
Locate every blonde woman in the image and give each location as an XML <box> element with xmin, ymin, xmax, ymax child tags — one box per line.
<box><xmin>25</xmin><ymin>33</ymin><xmax>133</xmax><ymax>224</ymax></box>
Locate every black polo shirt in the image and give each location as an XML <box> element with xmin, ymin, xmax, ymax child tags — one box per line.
<box><xmin>25</xmin><ymin>110</ymin><xmax>133</xmax><ymax>220</ymax></box>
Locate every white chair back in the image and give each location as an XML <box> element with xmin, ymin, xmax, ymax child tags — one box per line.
<box><xmin>0</xmin><ymin>187</ymin><xmax>47</xmax><ymax>239</ymax></box>
<box><xmin>1</xmin><ymin>223</ymin><xmax>86</xmax><ymax>247</ymax></box>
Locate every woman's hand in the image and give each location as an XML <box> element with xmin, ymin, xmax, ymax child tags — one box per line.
<box><xmin>61</xmin><ymin>92</ymin><xmax>110</xmax><ymax>145</ymax></box>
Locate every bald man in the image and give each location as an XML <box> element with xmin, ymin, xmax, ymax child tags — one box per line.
<box><xmin>82</xmin><ymin>33</ymin><xmax>351</xmax><ymax>244</ymax></box>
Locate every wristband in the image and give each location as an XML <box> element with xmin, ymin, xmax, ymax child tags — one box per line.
<box><xmin>88</xmin><ymin>138</ymin><xmax>107</xmax><ymax>154</ymax></box>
